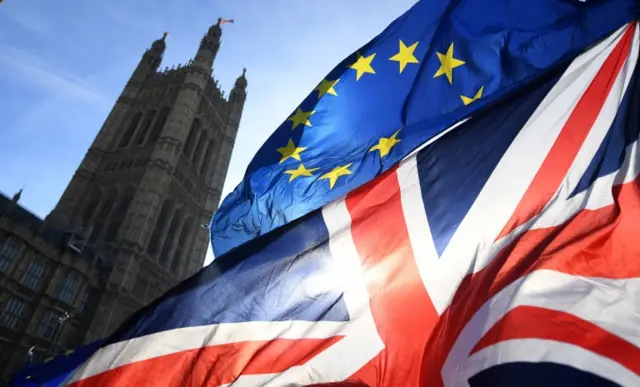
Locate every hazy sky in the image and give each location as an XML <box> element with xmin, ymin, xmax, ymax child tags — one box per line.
<box><xmin>0</xmin><ymin>0</ymin><xmax>417</xmax><ymax>264</ymax></box>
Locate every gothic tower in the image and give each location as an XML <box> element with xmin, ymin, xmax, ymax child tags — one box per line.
<box><xmin>46</xmin><ymin>19</ymin><xmax>246</xmax><ymax>341</ymax></box>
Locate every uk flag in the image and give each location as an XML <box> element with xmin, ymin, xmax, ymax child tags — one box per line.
<box><xmin>65</xmin><ymin>23</ymin><xmax>640</xmax><ymax>387</ymax></box>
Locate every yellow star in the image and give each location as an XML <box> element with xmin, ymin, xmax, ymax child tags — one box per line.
<box><xmin>315</xmin><ymin>78</ymin><xmax>339</xmax><ymax>99</ymax></box>
<box><xmin>460</xmin><ymin>86</ymin><xmax>484</xmax><ymax>105</ymax></box>
<box><xmin>350</xmin><ymin>53</ymin><xmax>376</xmax><ymax>80</ymax></box>
<box><xmin>44</xmin><ymin>357</ymin><xmax>54</xmax><ymax>363</ymax></box>
<box><xmin>65</xmin><ymin>349</ymin><xmax>75</xmax><ymax>356</ymax></box>
<box><xmin>433</xmin><ymin>43</ymin><xmax>465</xmax><ymax>84</ymax></box>
<box><xmin>389</xmin><ymin>40</ymin><xmax>419</xmax><ymax>73</ymax></box>
<box><xmin>284</xmin><ymin>163</ymin><xmax>319</xmax><ymax>182</ymax></box>
<box><xmin>287</xmin><ymin>108</ymin><xmax>315</xmax><ymax>130</ymax></box>
<box><xmin>320</xmin><ymin>163</ymin><xmax>353</xmax><ymax>189</ymax></box>
<box><xmin>369</xmin><ymin>129</ymin><xmax>401</xmax><ymax>157</ymax></box>
<box><xmin>277</xmin><ymin>139</ymin><xmax>307</xmax><ymax>164</ymax></box>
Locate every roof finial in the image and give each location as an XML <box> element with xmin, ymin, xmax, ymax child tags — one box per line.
<box><xmin>242</xmin><ymin>67</ymin><xmax>246</xmax><ymax>76</ymax></box>
<box><xmin>162</xmin><ymin>32</ymin><xmax>168</xmax><ymax>41</ymax></box>
<box><xmin>12</xmin><ymin>188</ymin><xmax>22</xmax><ymax>203</ymax></box>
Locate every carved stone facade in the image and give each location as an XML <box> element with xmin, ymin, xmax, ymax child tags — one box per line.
<box><xmin>0</xmin><ymin>20</ymin><xmax>245</xmax><ymax>382</ymax></box>
<box><xmin>0</xmin><ymin>192</ymin><xmax>99</xmax><ymax>383</ymax></box>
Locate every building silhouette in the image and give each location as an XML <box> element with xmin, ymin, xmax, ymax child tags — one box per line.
<box><xmin>0</xmin><ymin>18</ymin><xmax>246</xmax><ymax>382</ymax></box>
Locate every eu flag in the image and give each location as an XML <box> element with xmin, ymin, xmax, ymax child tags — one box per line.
<box><xmin>211</xmin><ymin>0</ymin><xmax>637</xmax><ymax>257</ymax></box>
<box><xmin>9</xmin><ymin>341</ymin><xmax>102</xmax><ymax>387</ymax></box>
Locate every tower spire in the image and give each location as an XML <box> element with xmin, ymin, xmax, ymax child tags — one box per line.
<box><xmin>139</xmin><ymin>31</ymin><xmax>167</xmax><ymax>72</ymax></box>
<box><xmin>194</xmin><ymin>19</ymin><xmax>223</xmax><ymax>70</ymax></box>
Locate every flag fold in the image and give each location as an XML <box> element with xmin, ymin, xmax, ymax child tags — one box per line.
<box><xmin>66</xmin><ymin>20</ymin><xmax>640</xmax><ymax>387</ymax></box>
<box><xmin>211</xmin><ymin>0</ymin><xmax>638</xmax><ymax>257</ymax></box>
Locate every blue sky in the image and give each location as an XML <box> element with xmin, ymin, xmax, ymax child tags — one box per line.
<box><xmin>0</xmin><ymin>0</ymin><xmax>416</xmax><ymax>264</ymax></box>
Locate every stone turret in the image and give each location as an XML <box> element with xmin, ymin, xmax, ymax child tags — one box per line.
<box><xmin>60</xmin><ymin>20</ymin><xmax>248</xmax><ymax>342</ymax></box>
<box><xmin>194</xmin><ymin>18</ymin><xmax>223</xmax><ymax>72</ymax></box>
<box><xmin>46</xmin><ymin>33</ymin><xmax>168</xmax><ymax>230</ymax></box>
<box><xmin>206</xmin><ymin>68</ymin><xmax>247</xmax><ymax>213</ymax></box>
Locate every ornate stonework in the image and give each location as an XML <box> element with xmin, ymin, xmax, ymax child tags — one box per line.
<box><xmin>0</xmin><ymin>22</ymin><xmax>245</xmax><ymax>382</ymax></box>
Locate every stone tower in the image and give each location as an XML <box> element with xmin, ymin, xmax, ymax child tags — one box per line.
<box><xmin>45</xmin><ymin>19</ymin><xmax>246</xmax><ymax>341</ymax></box>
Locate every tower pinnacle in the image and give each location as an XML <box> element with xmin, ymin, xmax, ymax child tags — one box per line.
<box><xmin>235</xmin><ymin>68</ymin><xmax>248</xmax><ymax>90</ymax></box>
<box><xmin>229</xmin><ymin>67</ymin><xmax>247</xmax><ymax>104</ymax></box>
<box><xmin>11</xmin><ymin>188</ymin><xmax>22</xmax><ymax>203</ymax></box>
<box><xmin>195</xmin><ymin>21</ymin><xmax>222</xmax><ymax>70</ymax></box>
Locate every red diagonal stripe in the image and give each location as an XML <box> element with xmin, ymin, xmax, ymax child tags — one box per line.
<box><xmin>471</xmin><ymin>305</ymin><xmax>640</xmax><ymax>375</ymax></box>
<box><xmin>420</xmin><ymin>173</ymin><xmax>640</xmax><ymax>386</ymax></box>
<box><xmin>70</xmin><ymin>336</ymin><xmax>343</xmax><ymax>387</ymax></box>
<box><xmin>343</xmin><ymin>168</ymin><xmax>439</xmax><ymax>386</ymax></box>
<box><xmin>498</xmin><ymin>25</ymin><xmax>635</xmax><ymax>240</ymax></box>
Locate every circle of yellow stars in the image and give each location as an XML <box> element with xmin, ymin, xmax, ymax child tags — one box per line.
<box><xmin>277</xmin><ymin>37</ymin><xmax>484</xmax><ymax>190</ymax></box>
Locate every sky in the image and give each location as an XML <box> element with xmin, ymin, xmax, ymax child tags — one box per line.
<box><xmin>0</xmin><ymin>0</ymin><xmax>417</xmax><ymax>265</ymax></box>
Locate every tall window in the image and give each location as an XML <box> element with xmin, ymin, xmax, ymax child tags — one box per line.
<box><xmin>57</xmin><ymin>272</ymin><xmax>80</xmax><ymax>304</ymax></box>
<box><xmin>20</xmin><ymin>260</ymin><xmax>45</xmax><ymax>290</ymax></box>
<box><xmin>36</xmin><ymin>309</ymin><xmax>62</xmax><ymax>340</ymax></box>
<box><xmin>0</xmin><ymin>297</ymin><xmax>27</xmax><ymax>329</ymax></box>
<box><xmin>183</xmin><ymin>119</ymin><xmax>200</xmax><ymax>157</ymax></box>
<box><xmin>191</xmin><ymin>130</ymin><xmax>208</xmax><ymax>165</ymax></box>
<box><xmin>147</xmin><ymin>199</ymin><xmax>174</xmax><ymax>256</ymax></box>
<box><xmin>0</xmin><ymin>236</ymin><xmax>21</xmax><ymax>273</ymax></box>
<box><xmin>199</xmin><ymin>139</ymin><xmax>216</xmax><ymax>175</ymax></box>
<box><xmin>171</xmin><ymin>218</ymin><xmax>193</xmax><ymax>273</ymax></box>
<box><xmin>88</xmin><ymin>195</ymin><xmax>115</xmax><ymax>244</ymax></box>
<box><xmin>118</xmin><ymin>112</ymin><xmax>142</xmax><ymax>148</ymax></box>
<box><xmin>80</xmin><ymin>193</ymin><xmax>101</xmax><ymax>226</ymax></box>
<box><xmin>133</xmin><ymin>110</ymin><xmax>157</xmax><ymax>146</ymax></box>
<box><xmin>147</xmin><ymin>108</ymin><xmax>170</xmax><ymax>143</ymax></box>
<box><xmin>159</xmin><ymin>210</ymin><xmax>182</xmax><ymax>267</ymax></box>
<box><xmin>104</xmin><ymin>194</ymin><xmax>131</xmax><ymax>243</ymax></box>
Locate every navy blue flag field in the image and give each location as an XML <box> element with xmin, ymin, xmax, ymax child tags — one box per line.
<box><xmin>66</xmin><ymin>22</ymin><xmax>640</xmax><ymax>385</ymax></box>
<box><xmin>210</xmin><ymin>0</ymin><xmax>638</xmax><ymax>256</ymax></box>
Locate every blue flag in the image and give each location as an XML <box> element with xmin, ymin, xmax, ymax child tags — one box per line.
<box><xmin>9</xmin><ymin>341</ymin><xmax>103</xmax><ymax>387</ymax></box>
<box><xmin>211</xmin><ymin>0</ymin><xmax>637</xmax><ymax>257</ymax></box>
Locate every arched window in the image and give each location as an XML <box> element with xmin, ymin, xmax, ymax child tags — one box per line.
<box><xmin>191</xmin><ymin>130</ymin><xmax>208</xmax><ymax>165</ymax></box>
<box><xmin>133</xmin><ymin>110</ymin><xmax>157</xmax><ymax>146</ymax></box>
<box><xmin>171</xmin><ymin>218</ymin><xmax>193</xmax><ymax>274</ymax></box>
<box><xmin>104</xmin><ymin>193</ymin><xmax>132</xmax><ymax>243</ymax></box>
<box><xmin>88</xmin><ymin>194</ymin><xmax>115</xmax><ymax>244</ymax></box>
<box><xmin>147</xmin><ymin>108</ymin><xmax>170</xmax><ymax>143</ymax></box>
<box><xmin>159</xmin><ymin>209</ymin><xmax>182</xmax><ymax>268</ymax></box>
<box><xmin>199</xmin><ymin>139</ymin><xmax>216</xmax><ymax>175</ymax></box>
<box><xmin>183</xmin><ymin>119</ymin><xmax>200</xmax><ymax>156</ymax></box>
<box><xmin>118</xmin><ymin>112</ymin><xmax>142</xmax><ymax>148</ymax></box>
<box><xmin>147</xmin><ymin>198</ymin><xmax>174</xmax><ymax>256</ymax></box>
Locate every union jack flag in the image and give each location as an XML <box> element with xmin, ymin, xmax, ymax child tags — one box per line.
<box><xmin>61</xmin><ymin>22</ymin><xmax>640</xmax><ymax>387</ymax></box>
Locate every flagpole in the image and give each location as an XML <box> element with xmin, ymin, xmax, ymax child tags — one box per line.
<box><xmin>46</xmin><ymin>310</ymin><xmax>70</xmax><ymax>356</ymax></box>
